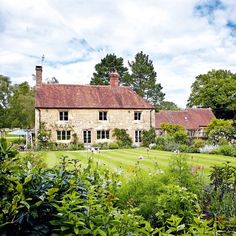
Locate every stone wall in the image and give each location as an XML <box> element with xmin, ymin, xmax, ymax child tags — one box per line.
<box><xmin>35</xmin><ymin>108</ymin><xmax>155</xmax><ymax>145</ymax></box>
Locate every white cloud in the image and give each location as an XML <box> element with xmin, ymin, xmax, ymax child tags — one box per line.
<box><xmin>0</xmin><ymin>0</ymin><xmax>236</xmax><ymax>108</ymax></box>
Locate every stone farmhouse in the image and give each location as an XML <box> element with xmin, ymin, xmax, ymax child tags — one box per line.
<box><xmin>155</xmin><ymin>108</ymin><xmax>215</xmax><ymax>139</ymax></box>
<box><xmin>35</xmin><ymin>66</ymin><xmax>155</xmax><ymax>146</ymax></box>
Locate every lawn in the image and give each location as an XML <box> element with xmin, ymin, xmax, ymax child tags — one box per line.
<box><xmin>41</xmin><ymin>148</ymin><xmax>236</xmax><ymax>175</ymax></box>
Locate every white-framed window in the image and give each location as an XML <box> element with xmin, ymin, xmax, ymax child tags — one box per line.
<box><xmin>59</xmin><ymin>111</ymin><xmax>68</xmax><ymax>121</ymax></box>
<box><xmin>134</xmin><ymin>111</ymin><xmax>141</xmax><ymax>120</ymax></box>
<box><xmin>97</xmin><ymin>130</ymin><xmax>109</xmax><ymax>139</ymax></box>
<box><xmin>57</xmin><ymin>130</ymin><xmax>71</xmax><ymax>140</ymax></box>
<box><xmin>83</xmin><ymin>130</ymin><xmax>91</xmax><ymax>144</ymax></box>
<box><xmin>135</xmin><ymin>130</ymin><xmax>142</xmax><ymax>143</ymax></box>
<box><xmin>99</xmin><ymin>111</ymin><xmax>107</xmax><ymax>121</ymax></box>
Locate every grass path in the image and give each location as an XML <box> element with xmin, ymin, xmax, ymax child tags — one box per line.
<box><xmin>42</xmin><ymin>148</ymin><xmax>236</xmax><ymax>175</ymax></box>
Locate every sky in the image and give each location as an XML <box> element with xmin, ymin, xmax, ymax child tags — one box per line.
<box><xmin>1</xmin><ymin>0</ymin><xmax>236</xmax><ymax>108</ymax></box>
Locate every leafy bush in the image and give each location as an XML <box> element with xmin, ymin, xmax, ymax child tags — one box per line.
<box><xmin>214</xmin><ymin>145</ymin><xmax>236</xmax><ymax>157</ymax></box>
<box><xmin>113</xmin><ymin>128</ymin><xmax>132</xmax><ymax>148</ymax></box>
<box><xmin>202</xmin><ymin>163</ymin><xmax>236</xmax><ymax>232</ymax></box>
<box><xmin>108</xmin><ymin>142</ymin><xmax>119</xmax><ymax>149</ymax></box>
<box><xmin>0</xmin><ymin>153</ymin><xmax>154</xmax><ymax>235</ymax></box>
<box><xmin>160</xmin><ymin>123</ymin><xmax>186</xmax><ymax>135</ymax></box>
<box><xmin>173</xmin><ymin>130</ymin><xmax>189</xmax><ymax>144</ymax></box>
<box><xmin>192</xmin><ymin>139</ymin><xmax>205</xmax><ymax>148</ymax></box>
<box><xmin>0</xmin><ymin>138</ymin><xmax>18</xmax><ymax>163</ymax></box>
<box><xmin>179</xmin><ymin>144</ymin><xmax>199</xmax><ymax>153</ymax></box>
<box><xmin>206</xmin><ymin>119</ymin><xmax>235</xmax><ymax>145</ymax></box>
<box><xmin>142</xmin><ymin>128</ymin><xmax>156</xmax><ymax>147</ymax></box>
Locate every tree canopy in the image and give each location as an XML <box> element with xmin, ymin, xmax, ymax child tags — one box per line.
<box><xmin>206</xmin><ymin>118</ymin><xmax>235</xmax><ymax>145</ymax></box>
<box><xmin>128</xmin><ymin>51</ymin><xmax>165</xmax><ymax>106</ymax></box>
<box><xmin>90</xmin><ymin>54</ymin><xmax>129</xmax><ymax>85</ymax></box>
<box><xmin>90</xmin><ymin>52</ymin><xmax>165</xmax><ymax>107</ymax></box>
<box><xmin>0</xmin><ymin>75</ymin><xmax>12</xmax><ymax>128</ymax></box>
<box><xmin>187</xmin><ymin>70</ymin><xmax>236</xmax><ymax>119</ymax></box>
<box><xmin>0</xmin><ymin>76</ymin><xmax>35</xmax><ymax>129</ymax></box>
<box><xmin>156</xmin><ymin>101</ymin><xmax>180</xmax><ymax>111</ymax></box>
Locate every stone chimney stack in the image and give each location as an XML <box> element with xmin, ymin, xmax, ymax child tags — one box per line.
<box><xmin>35</xmin><ymin>65</ymin><xmax>42</xmax><ymax>86</ymax></box>
<box><xmin>109</xmin><ymin>69</ymin><xmax>119</xmax><ymax>87</ymax></box>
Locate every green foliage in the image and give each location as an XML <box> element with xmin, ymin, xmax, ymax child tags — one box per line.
<box><xmin>0</xmin><ymin>75</ymin><xmax>12</xmax><ymax>128</ymax></box>
<box><xmin>156</xmin><ymin>100</ymin><xmax>180</xmax><ymax>111</ymax></box>
<box><xmin>0</xmin><ymin>138</ymin><xmax>18</xmax><ymax>163</ymax></box>
<box><xmin>0</xmin><ymin>154</ymin><xmax>154</xmax><ymax>235</ymax></box>
<box><xmin>168</xmin><ymin>154</ymin><xmax>203</xmax><ymax>193</ymax></box>
<box><xmin>173</xmin><ymin>131</ymin><xmax>189</xmax><ymax>145</ymax></box>
<box><xmin>206</xmin><ymin>118</ymin><xmax>235</xmax><ymax>145</ymax></box>
<box><xmin>108</xmin><ymin>142</ymin><xmax>119</xmax><ymax>149</ymax></box>
<box><xmin>142</xmin><ymin>128</ymin><xmax>156</xmax><ymax>147</ymax></box>
<box><xmin>0</xmin><ymin>76</ymin><xmax>35</xmax><ymax>129</ymax></box>
<box><xmin>128</xmin><ymin>51</ymin><xmax>165</xmax><ymax>106</ymax></box>
<box><xmin>202</xmin><ymin>162</ymin><xmax>236</xmax><ymax>232</ymax></box>
<box><xmin>192</xmin><ymin>139</ymin><xmax>206</xmax><ymax>148</ymax></box>
<box><xmin>8</xmin><ymin>82</ymin><xmax>35</xmax><ymax>128</ymax></box>
<box><xmin>113</xmin><ymin>128</ymin><xmax>132</xmax><ymax>148</ymax></box>
<box><xmin>37</xmin><ymin>122</ymin><xmax>51</xmax><ymax>148</ymax></box>
<box><xmin>215</xmin><ymin>144</ymin><xmax>236</xmax><ymax>157</ymax></box>
<box><xmin>90</xmin><ymin>53</ymin><xmax>129</xmax><ymax>85</ymax></box>
<box><xmin>117</xmin><ymin>156</ymin><xmax>201</xmax><ymax>230</ymax></box>
<box><xmin>187</xmin><ymin>69</ymin><xmax>236</xmax><ymax>119</ymax></box>
<box><xmin>160</xmin><ymin>123</ymin><xmax>186</xmax><ymax>135</ymax></box>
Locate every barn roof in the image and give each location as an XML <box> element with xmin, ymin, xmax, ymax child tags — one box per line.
<box><xmin>155</xmin><ymin>108</ymin><xmax>215</xmax><ymax>129</ymax></box>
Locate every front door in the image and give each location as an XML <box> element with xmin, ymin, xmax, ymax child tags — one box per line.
<box><xmin>83</xmin><ymin>130</ymin><xmax>91</xmax><ymax>145</ymax></box>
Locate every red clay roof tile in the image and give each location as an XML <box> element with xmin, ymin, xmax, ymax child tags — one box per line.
<box><xmin>155</xmin><ymin>108</ymin><xmax>215</xmax><ymax>129</ymax></box>
<box><xmin>35</xmin><ymin>84</ymin><xmax>154</xmax><ymax>109</ymax></box>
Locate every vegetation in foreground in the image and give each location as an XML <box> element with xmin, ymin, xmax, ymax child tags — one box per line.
<box><xmin>1</xmin><ymin>139</ymin><xmax>236</xmax><ymax>235</ymax></box>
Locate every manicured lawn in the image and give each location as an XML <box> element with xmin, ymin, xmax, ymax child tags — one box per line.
<box><xmin>41</xmin><ymin>148</ymin><xmax>236</xmax><ymax>175</ymax></box>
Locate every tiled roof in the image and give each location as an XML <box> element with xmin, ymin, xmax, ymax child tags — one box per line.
<box><xmin>35</xmin><ymin>84</ymin><xmax>154</xmax><ymax>109</ymax></box>
<box><xmin>155</xmin><ymin>108</ymin><xmax>215</xmax><ymax>129</ymax></box>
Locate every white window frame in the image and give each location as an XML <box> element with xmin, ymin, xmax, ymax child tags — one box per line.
<box><xmin>135</xmin><ymin>130</ymin><xmax>142</xmax><ymax>143</ymax></box>
<box><xmin>97</xmin><ymin>130</ymin><xmax>110</xmax><ymax>140</ymax></box>
<box><xmin>59</xmin><ymin>111</ymin><xmax>68</xmax><ymax>121</ymax></box>
<box><xmin>134</xmin><ymin>111</ymin><xmax>141</xmax><ymax>121</ymax></box>
<box><xmin>99</xmin><ymin>111</ymin><xmax>108</xmax><ymax>121</ymax></box>
<box><xmin>57</xmin><ymin>130</ymin><xmax>71</xmax><ymax>140</ymax></box>
<box><xmin>83</xmin><ymin>130</ymin><xmax>91</xmax><ymax>144</ymax></box>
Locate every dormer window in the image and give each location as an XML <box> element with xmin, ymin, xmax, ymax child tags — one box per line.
<box><xmin>134</xmin><ymin>111</ymin><xmax>141</xmax><ymax>120</ymax></box>
<box><xmin>99</xmin><ymin>111</ymin><xmax>107</xmax><ymax>121</ymax></box>
<box><xmin>59</xmin><ymin>111</ymin><xmax>68</xmax><ymax>121</ymax></box>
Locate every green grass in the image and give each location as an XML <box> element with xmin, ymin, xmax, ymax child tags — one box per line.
<box><xmin>41</xmin><ymin>148</ymin><xmax>236</xmax><ymax>175</ymax></box>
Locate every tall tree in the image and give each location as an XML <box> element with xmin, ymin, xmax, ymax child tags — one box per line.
<box><xmin>128</xmin><ymin>51</ymin><xmax>165</xmax><ymax>106</ymax></box>
<box><xmin>8</xmin><ymin>82</ymin><xmax>35</xmax><ymax>128</ymax></box>
<box><xmin>187</xmin><ymin>70</ymin><xmax>236</xmax><ymax>119</ymax></box>
<box><xmin>90</xmin><ymin>54</ymin><xmax>129</xmax><ymax>85</ymax></box>
<box><xmin>156</xmin><ymin>101</ymin><xmax>180</xmax><ymax>111</ymax></box>
<box><xmin>0</xmin><ymin>75</ymin><xmax>12</xmax><ymax>128</ymax></box>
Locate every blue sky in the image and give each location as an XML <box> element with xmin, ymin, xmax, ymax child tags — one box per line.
<box><xmin>0</xmin><ymin>0</ymin><xmax>236</xmax><ymax>107</ymax></box>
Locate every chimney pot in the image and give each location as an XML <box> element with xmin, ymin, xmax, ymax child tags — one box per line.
<box><xmin>35</xmin><ymin>65</ymin><xmax>42</xmax><ymax>86</ymax></box>
<box><xmin>109</xmin><ymin>69</ymin><xmax>119</xmax><ymax>87</ymax></box>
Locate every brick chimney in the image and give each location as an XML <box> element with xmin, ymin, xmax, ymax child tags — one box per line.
<box><xmin>35</xmin><ymin>65</ymin><xmax>42</xmax><ymax>86</ymax></box>
<box><xmin>109</xmin><ymin>69</ymin><xmax>119</xmax><ymax>87</ymax></box>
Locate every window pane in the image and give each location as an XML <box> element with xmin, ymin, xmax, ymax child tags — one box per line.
<box><xmin>106</xmin><ymin>130</ymin><xmax>109</xmax><ymax>139</ymax></box>
<box><xmin>64</xmin><ymin>112</ymin><xmax>68</xmax><ymax>120</ymax></box>
<box><xmin>99</xmin><ymin>111</ymin><xmax>107</xmax><ymax>120</ymax></box>
<box><xmin>97</xmin><ymin>131</ymin><xmax>100</xmax><ymax>139</ymax></box>
<box><xmin>57</xmin><ymin>131</ymin><xmax>61</xmax><ymax>140</ymax></box>
<box><xmin>99</xmin><ymin>112</ymin><xmax>102</xmax><ymax>120</ymax></box>
<box><xmin>67</xmin><ymin>131</ymin><xmax>71</xmax><ymax>140</ymax></box>
<box><xmin>59</xmin><ymin>111</ymin><xmax>68</xmax><ymax>121</ymax></box>
<box><xmin>134</xmin><ymin>112</ymin><xmax>141</xmax><ymax>120</ymax></box>
<box><xmin>59</xmin><ymin>112</ymin><xmax>63</xmax><ymax>120</ymax></box>
<box><xmin>102</xmin><ymin>130</ymin><xmax>105</xmax><ymax>139</ymax></box>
